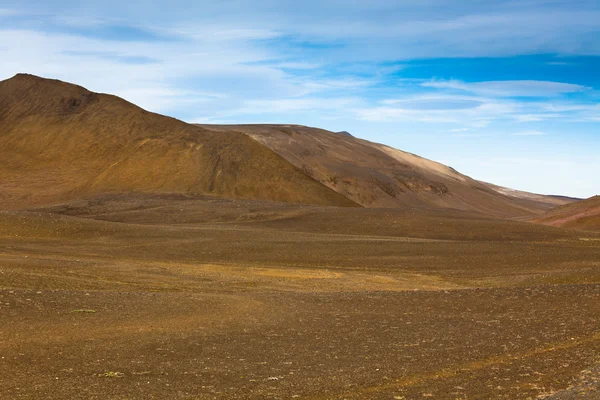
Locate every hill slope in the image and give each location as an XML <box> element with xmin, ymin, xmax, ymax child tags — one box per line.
<box><xmin>199</xmin><ymin>124</ymin><xmax>573</xmax><ymax>218</ymax></box>
<box><xmin>0</xmin><ymin>74</ymin><xmax>356</xmax><ymax>209</ymax></box>
<box><xmin>0</xmin><ymin>74</ymin><xmax>575</xmax><ymax>217</ymax></box>
<box><xmin>481</xmin><ymin>182</ymin><xmax>579</xmax><ymax>207</ymax></box>
<box><xmin>532</xmin><ymin>196</ymin><xmax>600</xmax><ymax>231</ymax></box>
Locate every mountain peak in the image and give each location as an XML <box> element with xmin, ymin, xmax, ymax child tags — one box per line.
<box><xmin>5</xmin><ymin>73</ymin><xmax>70</xmax><ymax>86</ymax></box>
<box><xmin>11</xmin><ymin>72</ymin><xmax>42</xmax><ymax>79</ymax></box>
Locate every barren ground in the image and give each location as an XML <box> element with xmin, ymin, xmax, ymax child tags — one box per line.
<box><xmin>2</xmin><ymin>194</ymin><xmax>600</xmax><ymax>399</ymax></box>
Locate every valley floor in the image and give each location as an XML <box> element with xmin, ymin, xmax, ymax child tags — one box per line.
<box><xmin>1</xmin><ymin>194</ymin><xmax>600</xmax><ymax>399</ymax></box>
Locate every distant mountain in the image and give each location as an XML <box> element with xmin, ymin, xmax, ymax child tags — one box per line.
<box><xmin>198</xmin><ymin>124</ymin><xmax>574</xmax><ymax>218</ymax></box>
<box><xmin>480</xmin><ymin>183</ymin><xmax>578</xmax><ymax>212</ymax></box>
<box><xmin>0</xmin><ymin>74</ymin><xmax>356</xmax><ymax>209</ymax></box>
<box><xmin>532</xmin><ymin>195</ymin><xmax>600</xmax><ymax>231</ymax></box>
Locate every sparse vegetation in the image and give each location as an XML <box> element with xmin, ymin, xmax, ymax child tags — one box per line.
<box><xmin>98</xmin><ymin>371</ymin><xmax>125</xmax><ymax>378</ymax></box>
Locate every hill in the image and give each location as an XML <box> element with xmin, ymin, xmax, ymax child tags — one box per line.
<box><xmin>533</xmin><ymin>195</ymin><xmax>600</xmax><ymax>231</ymax></box>
<box><xmin>0</xmin><ymin>73</ymin><xmax>574</xmax><ymax>218</ymax></box>
<box><xmin>0</xmin><ymin>74</ymin><xmax>356</xmax><ymax>209</ymax></box>
<box><xmin>199</xmin><ymin>124</ymin><xmax>573</xmax><ymax>218</ymax></box>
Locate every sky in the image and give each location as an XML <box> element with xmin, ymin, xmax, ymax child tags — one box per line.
<box><xmin>0</xmin><ymin>0</ymin><xmax>599</xmax><ymax>198</ymax></box>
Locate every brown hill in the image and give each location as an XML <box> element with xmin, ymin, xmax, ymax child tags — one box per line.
<box><xmin>198</xmin><ymin>124</ymin><xmax>573</xmax><ymax>218</ymax></box>
<box><xmin>0</xmin><ymin>74</ymin><xmax>575</xmax><ymax>217</ymax></box>
<box><xmin>481</xmin><ymin>182</ymin><xmax>579</xmax><ymax>204</ymax></box>
<box><xmin>532</xmin><ymin>195</ymin><xmax>600</xmax><ymax>231</ymax></box>
<box><xmin>0</xmin><ymin>74</ymin><xmax>356</xmax><ymax>209</ymax></box>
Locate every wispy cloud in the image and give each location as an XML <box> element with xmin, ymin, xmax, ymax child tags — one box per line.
<box><xmin>422</xmin><ymin>79</ymin><xmax>589</xmax><ymax>97</ymax></box>
<box><xmin>0</xmin><ymin>8</ymin><xmax>20</xmax><ymax>17</ymax></box>
<box><xmin>0</xmin><ymin>26</ymin><xmax>294</xmax><ymax>115</ymax></box>
<box><xmin>482</xmin><ymin>157</ymin><xmax>574</xmax><ymax>167</ymax></box>
<box><xmin>237</xmin><ymin>97</ymin><xmax>361</xmax><ymax>114</ymax></box>
<box><xmin>60</xmin><ymin>23</ymin><xmax>182</xmax><ymax>42</ymax></box>
<box><xmin>353</xmin><ymin>91</ymin><xmax>600</xmax><ymax>127</ymax></box>
<box><xmin>381</xmin><ymin>95</ymin><xmax>485</xmax><ymax>110</ymax></box>
<box><xmin>62</xmin><ymin>50</ymin><xmax>160</xmax><ymax>65</ymax></box>
<box><xmin>547</xmin><ymin>61</ymin><xmax>574</xmax><ymax>66</ymax></box>
<box><xmin>513</xmin><ymin>130</ymin><xmax>548</xmax><ymax>136</ymax></box>
<box><xmin>449</xmin><ymin>128</ymin><xmax>469</xmax><ymax>133</ymax></box>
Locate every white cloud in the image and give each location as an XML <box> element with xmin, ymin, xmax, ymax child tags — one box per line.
<box><xmin>353</xmin><ymin>90</ymin><xmax>600</xmax><ymax>126</ymax></box>
<box><xmin>0</xmin><ymin>27</ymin><xmax>323</xmax><ymax>116</ymax></box>
<box><xmin>1</xmin><ymin>5</ymin><xmax>598</xmax><ymax>136</ymax></box>
<box><xmin>354</xmin><ymin>94</ymin><xmax>519</xmax><ymax>125</ymax></box>
<box><xmin>515</xmin><ymin>114</ymin><xmax>545</xmax><ymax>122</ymax></box>
<box><xmin>422</xmin><ymin>79</ymin><xmax>589</xmax><ymax>97</ymax></box>
<box><xmin>355</xmin><ymin>107</ymin><xmax>459</xmax><ymax>123</ymax></box>
<box><xmin>380</xmin><ymin>94</ymin><xmax>485</xmax><ymax>110</ymax></box>
<box><xmin>297</xmin><ymin>77</ymin><xmax>376</xmax><ymax>95</ymax></box>
<box><xmin>513</xmin><ymin>130</ymin><xmax>548</xmax><ymax>136</ymax></box>
<box><xmin>0</xmin><ymin>8</ymin><xmax>20</xmax><ymax>17</ymax></box>
<box><xmin>271</xmin><ymin>62</ymin><xmax>322</xmax><ymax>70</ymax></box>
<box><xmin>484</xmin><ymin>157</ymin><xmax>574</xmax><ymax>167</ymax></box>
<box><xmin>238</xmin><ymin>97</ymin><xmax>361</xmax><ymax>114</ymax></box>
<box><xmin>547</xmin><ymin>61</ymin><xmax>574</xmax><ymax>66</ymax></box>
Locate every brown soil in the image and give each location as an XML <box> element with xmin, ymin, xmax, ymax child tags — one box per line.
<box><xmin>1</xmin><ymin>193</ymin><xmax>600</xmax><ymax>399</ymax></box>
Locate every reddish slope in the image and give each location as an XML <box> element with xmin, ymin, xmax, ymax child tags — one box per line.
<box><xmin>533</xmin><ymin>196</ymin><xmax>600</xmax><ymax>231</ymax></box>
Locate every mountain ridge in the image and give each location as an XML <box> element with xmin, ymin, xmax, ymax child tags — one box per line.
<box><xmin>0</xmin><ymin>74</ymin><xmax>576</xmax><ymax>218</ymax></box>
<box><xmin>197</xmin><ymin>123</ymin><xmax>574</xmax><ymax>218</ymax></box>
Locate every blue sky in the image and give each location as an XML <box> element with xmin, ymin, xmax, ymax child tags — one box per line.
<box><xmin>1</xmin><ymin>0</ymin><xmax>598</xmax><ymax>198</ymax></box>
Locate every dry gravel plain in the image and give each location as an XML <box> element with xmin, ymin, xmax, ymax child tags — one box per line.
<box><xmin>2</xmin><ymin>194</ymin><xmax>600</xmax><ymax>399</ymax></box>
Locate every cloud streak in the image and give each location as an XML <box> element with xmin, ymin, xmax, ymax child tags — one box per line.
<box><xmin>513</xmin><ymin>130</ymin><xmax>548</xmax><ymax>136</ymax></box>
<box><xmin>422</xmin><ymin>80</ymin><xmax>589</xmax><ymax>97</ymax></box>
